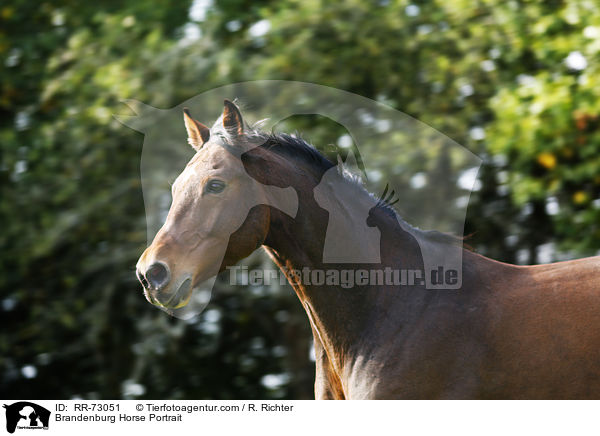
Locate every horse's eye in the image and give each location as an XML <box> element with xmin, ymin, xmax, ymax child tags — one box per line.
<box><xmin>205</xmin><ymin>179</ymin><xmax>226</xmax><ymax>194</ymax></box>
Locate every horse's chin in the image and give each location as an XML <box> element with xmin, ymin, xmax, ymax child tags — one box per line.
<box><xmin>152</xmin><ymin>277</ymin><xmax>194</xmax><ymax>309</ymax></box>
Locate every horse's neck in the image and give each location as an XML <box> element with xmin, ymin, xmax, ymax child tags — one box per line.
<box><xmin>262</xmin><ymin>166</ymin><xmax>427</xmax><ymax>372</ymax></box>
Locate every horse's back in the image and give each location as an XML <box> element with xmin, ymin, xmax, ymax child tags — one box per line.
<box><xmin>332</xmin><ymin>254</ymin><xmax>600</xmax><ymax>399</ymax></box>
<box><xmin>476</xmin><ymin>255</ymin><xmax>600</xmax><ymax>398</ymax></box>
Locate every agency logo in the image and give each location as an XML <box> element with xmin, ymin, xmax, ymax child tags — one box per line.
<box><xmin>121</xmin><ymin>80</ymin><xmax>481</xmax><ymax>319</ymax></box>
<box><xmin>3</xmin><ymin>402</ymin><xmax>50</xmax><ymax>434</ymax></box>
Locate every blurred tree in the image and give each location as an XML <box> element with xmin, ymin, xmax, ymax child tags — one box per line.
<box><xmin>2</xmin><ymin>0</ymin><xmax>600</xmax><ymax>400</ymax></box>
<box><xmin>185</xmin><ymin>0</ymin><xmax>600</xmax><ymax>261</ymax></box>
<box><xmin>1</xmin><ymin>0</ymin><xmax>316</xmax><ymax>400</ymax></box>
<box><xmin>0</xmin><ymin>0</ymin><xmax>192</xmax><ymax>398</ymax></box>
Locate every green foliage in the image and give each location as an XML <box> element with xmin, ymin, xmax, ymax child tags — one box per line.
<box><xmin>2</xmin><ymin>0</ymin><xmax>600</xmax><ymax>399</ymax></box>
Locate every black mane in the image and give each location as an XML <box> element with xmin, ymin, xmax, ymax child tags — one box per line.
<box><xmin>262</xmin><ymin>132</ymin><xmax>336</xmax><ymax>173</ymax></box>
<box><xmin>215</xmin><ymin>125</ymin><xmax>465</xmax><ymax>248</ymax></box>
<box><xmin>262</xmin><ymin>132</ymin><xmax>409</xmax><ymax>218</ymax></box>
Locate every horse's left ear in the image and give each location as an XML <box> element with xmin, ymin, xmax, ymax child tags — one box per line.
<box><xmin>183</xmin><ymin>108</ymin><xmax>210</xmax><ymax>151</ymax></box>
<box><xmin>222</xmin><ymin>99</ymin><xmax>244</xmax><ymax>136</ymax></box>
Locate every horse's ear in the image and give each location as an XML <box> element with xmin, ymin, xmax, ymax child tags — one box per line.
<box><xmin>222</xmin><ymin>99</ymin><xmax>244</xmax><ymax>136</ymax></box>
<box><xmin>183</xmin><ymin>108</ymin><xmax>210</xmax><ymax>151</ymax></box>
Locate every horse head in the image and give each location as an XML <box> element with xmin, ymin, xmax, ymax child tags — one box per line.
<box><xmin>136</xmin><ymin>100</ymin><xmax>297</xmax><ymax>310</ymax></box>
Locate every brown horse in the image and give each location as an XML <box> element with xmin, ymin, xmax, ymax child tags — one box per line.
<box><xmin>136</xmin><ymin>100</ymin><xmax>600</xmax><ymax>399</ymax></box>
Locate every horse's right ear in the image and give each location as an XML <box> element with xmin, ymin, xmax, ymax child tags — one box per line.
<box><xmin>222</xmin><ymin>99</ymin><xmax>244</xmax><ymax>136</ymax></box>
<box><xmin>183</xmin><ymin>108</ymin><xmax>210</xmax><ymax>151</ymax></box>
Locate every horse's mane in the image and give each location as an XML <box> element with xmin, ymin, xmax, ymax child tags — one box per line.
<box><xmin>212</xmin><ymin>120</ymin><xmax>465</xmax><ymax>248</ymax></box>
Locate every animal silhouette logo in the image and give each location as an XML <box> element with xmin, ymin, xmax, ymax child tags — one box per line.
<box><xmin>314</xmin><ymin>152</ymin><xmax>381</xmax><ymax>264</ymax></box>
<box><xmin>3</xmin><ymin>402</ymin><xmax>50</xmax><ymax>433</ymax></box>
<box><xmin>119</xmin><ymin>81</ymin><xmax>481</xmax><ymax>318</ymax></box>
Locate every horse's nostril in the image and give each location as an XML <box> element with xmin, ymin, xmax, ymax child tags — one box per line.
<box><xmin>145</xmin><ymin>262</ymin><xmax>170</xmax><ymax>290</ymax></box>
